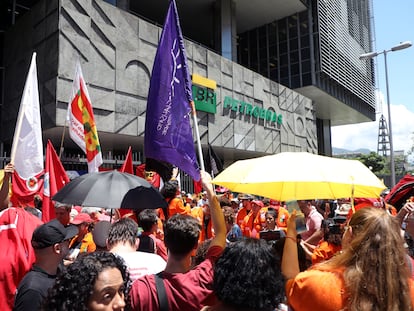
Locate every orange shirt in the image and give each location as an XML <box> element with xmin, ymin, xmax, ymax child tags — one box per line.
<box><xmin>69</xmin><ymin>232</ymin><xmax>96</xmax><ymax>253</ymax></box>
<box><xmin>311</xmin><ymin>241</ymin><xmax>342</xmax><ymax>265</ymax></box>
<box><xmin>286</xmin><ymin>268</ymin><xmax>414</xmax><ymax>311</ymax></box>
<box><xmin>241</xmin><ymin>211</ymin><xmax>260</xmax><ymax>238</ymax></box>
<box><xmin>276</xmin><ymin>207</ymin><xmax>289</xmax><ymax>230</ymax></box>
<box><xmin>236</xmin><ymin>207</ymin><xmax>250</xmax><ymax>228</ymax></box>
<box><xmin>191</xmin><ymin>206</ymin><xmax>213</xmax><ymax>242</ymax></box>
<box><xmin>168</xmin><ymin>197</ymin><xmax>190</xmax><ymax>217</ymax></box>
<box><xmin>257</xmin><ymin>206</ymin><xmax>290</xmax><ymax>231</ymax></box>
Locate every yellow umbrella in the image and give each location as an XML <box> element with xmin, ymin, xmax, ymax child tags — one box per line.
<box><xmin>212</xmin><ymin>152</ymin><xmax>386</xmax><ymax>201</ymax></box>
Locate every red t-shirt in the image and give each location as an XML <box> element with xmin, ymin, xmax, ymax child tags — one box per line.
<box><xmin>130</xmin><ymin>245</ymin><xmax>223</xmax><ymax>311</ymax></box>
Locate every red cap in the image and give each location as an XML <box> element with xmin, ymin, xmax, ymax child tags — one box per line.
<box><xmin>252</xmin><ymin>200</ymin><xmax>264</xmax><ymax>208</ymax></box>
<box><xmin>269</xmin><ymin>199</ymin><xmax>280</xmax><ymax>206</ymax></box>
<box><xmin>71</xmin><ymin>213</ymin><xmax>93</xmax><ymax>225</ymax></box>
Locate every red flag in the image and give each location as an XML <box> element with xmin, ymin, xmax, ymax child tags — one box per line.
<box><xmin>193</xmin><ymin>179</ymin><xmax>203</xmax><ymax>194</ymax></box>
<box><xmin>11</xmin><ymin>173</ymin><xmax>44</xmax><ymax>208</ymax></box>
<box><xmin>120</xmin><ymin>146</ymin><xmax>134</xmax><ymax>174</ymax></box>
<box><xmin>118</xmin><ymin>146</ymin><xmax>134</xmax><ymax>218</ymax></box>
<box><xmin>10</xmin><ymin>53</ymin><xmax>44</xmax><ymax>207</ymax></box>
<box><xmin>43</xmin><ymin>140</ymin><xmax>70</xmax><ymax>222</ymax></box>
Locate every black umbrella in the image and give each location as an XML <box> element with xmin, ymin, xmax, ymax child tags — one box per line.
<box><xmin>52</xmin><ymin>170</ymin><xmax>167</xmax><ymax>211</ymax></box>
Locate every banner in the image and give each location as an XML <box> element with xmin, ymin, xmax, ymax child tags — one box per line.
<box><xmin>10</xmin><ymin>53</ymin><xmax>44</xmax><ymax>207</ymax></box>
<box><xmin>68</xmin><ymin>61</ymin><xmax>103</xmax><ymax>173</ymax></box>
<box><xmin>144</xmin><ymin>0</ymin><xmax>200</xmax><ymax>181</ymax></box>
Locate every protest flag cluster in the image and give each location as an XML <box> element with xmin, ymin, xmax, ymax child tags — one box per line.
<box><xmin>9</xmin><ymin>54</ymin><xmax>104</xmax><ymax>208</ymax></box>
<box><xmin>9</xmin><ymin>0</ymin><xmax>206</xmax><ymax>207</ymax></box>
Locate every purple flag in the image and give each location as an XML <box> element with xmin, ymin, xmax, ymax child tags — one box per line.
<box><xmin>144</xmin><ymin>0</ymin><xmax>200</xmax><ymax>181</ymax></box>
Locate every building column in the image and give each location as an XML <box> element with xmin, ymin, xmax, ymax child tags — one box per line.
<box><xmin>215</xmin><ymin>0</ymin><xmax>237</xmax><ymax>61</ymax></box>
<box><xmin>317</xmin><ymin>118</ymin><xmax>332</xmax><ymax>156</ymax></box>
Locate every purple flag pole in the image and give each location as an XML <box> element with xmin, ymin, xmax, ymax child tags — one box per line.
<box><xmin>144</xmin><ymin>0</ymin><xmax>201</xmax><ymax>181</ymax></box>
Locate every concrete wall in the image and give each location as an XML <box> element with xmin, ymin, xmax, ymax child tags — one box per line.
<box><xmin>2</xmin><ymin>0</ymin><xmax>317</xmax><ymax>157</ymax></box>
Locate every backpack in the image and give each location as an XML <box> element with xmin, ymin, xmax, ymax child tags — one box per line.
<box><xmin>137</xmin><ymin>235</ymin><xmax>156</xmax><ymax>254</ymax></box>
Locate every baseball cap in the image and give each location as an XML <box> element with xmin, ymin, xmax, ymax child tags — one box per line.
<box><xmin>71</xmin><ymin>213</ymin><xmax>93</xmax><ymax>225</ymax></box>
<box><xmin>269</xmin><ymin>199</ymin><xmax>280</xmax><ymax>206</ymax></box>
<box><xmin>32</xmin><ymin>219</ymin><xmax>78</xmax><ymax>249</ymax></box>
<box><xmin>252</xmin><ymin>200</ymin><xmax>264</xmax><ymax>207</ymax></box>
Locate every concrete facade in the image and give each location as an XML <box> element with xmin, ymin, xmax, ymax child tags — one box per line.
<box><xmin>2</xmin><ymin>0</ymin><xmax>317</xmax><ymax>164</ymax></box>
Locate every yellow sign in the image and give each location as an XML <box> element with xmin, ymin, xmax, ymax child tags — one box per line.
<box><xmin>192</xmin><ymin>74</ymin><xmax>217</xmax><ymax>90</ymax></box>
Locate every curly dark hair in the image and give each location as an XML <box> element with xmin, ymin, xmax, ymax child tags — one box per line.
<box><xmin>213</xmin><ymin>238</ymin><xmax>285</xmax><ymax>311</ymax></box>
<box><xmin>43</xmin><ymin>252</ymin><xmax>131</xmax><ymax>311</ymax></box>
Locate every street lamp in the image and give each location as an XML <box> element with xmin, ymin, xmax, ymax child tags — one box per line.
<box><xmin>360</xmin><ymin>41</ymin><xmax>412</xmax><ymax>188</ymax></box>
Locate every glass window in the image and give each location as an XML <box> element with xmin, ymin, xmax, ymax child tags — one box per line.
<box><xmin>302</xmin><ymin>73</ymin><xmax>312</xmax><ymax>85</ymax></box>
<box><xmin>291</xmin><ymin>75</ymin><xmax>301</xmax><ymax>88</ymax></box>
<box><xmin>291</xmin><ymin>63</ymin><xmax>299</xmax><ymax>76</ymax></box>
<box><xmin>301</xmin><ymin>60</ymin><xmax>311</xmax><ymax>73</ymax></box>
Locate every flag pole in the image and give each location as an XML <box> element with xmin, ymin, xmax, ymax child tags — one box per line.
<box><xmin>190</xmin><ymin>101</ymin><xmax>205</xmax><ymax>172</ymax></box>
<box><xmin>58</xmin><ymin>121</ymin><xmax>67</xmax><ymax>159</ymax></box>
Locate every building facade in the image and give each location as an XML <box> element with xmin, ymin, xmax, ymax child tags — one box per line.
<box><xmin>0</xmin><ymin>0</ymin><xmax>375</xmax><ymax>169</ymax></box>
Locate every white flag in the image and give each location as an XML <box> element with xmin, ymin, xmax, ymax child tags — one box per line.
<box><xmin>11</xmin><ymin>52</ymin><xmax>44</xmax><ymax>179</ymax></box>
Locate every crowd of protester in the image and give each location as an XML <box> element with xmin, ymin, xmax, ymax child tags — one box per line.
<box><xmin>2</xmin><ymin>162</ymin><xmax>414</xmax><ymax>310</ymax></box>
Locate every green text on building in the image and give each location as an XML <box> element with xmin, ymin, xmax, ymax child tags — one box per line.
<box><xmin>223</xmin><ymin>96</ymin><xmax>283</xmax><ymax>124</ymax></box>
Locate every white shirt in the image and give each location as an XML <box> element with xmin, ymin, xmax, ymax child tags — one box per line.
<box><xmin>115</xmin><ymin>251</ymin><xmax>166</xmax><ymax>282</ymax></box>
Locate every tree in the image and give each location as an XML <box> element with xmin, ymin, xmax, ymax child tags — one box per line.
<box><xmin>357</xmin><ymin>152</ymin><xmax>385</xmax><ymax>174</ymax></box>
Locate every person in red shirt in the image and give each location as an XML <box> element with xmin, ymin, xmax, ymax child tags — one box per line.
<box><xmin>137</xmin><ymin>209</ymin><xmax>168</xmax><ymax>261</ymax></box>
<box><xmin>130</xmin><ymin>171</ymin><xmax>226</xmax><ymax>311</ymax></box>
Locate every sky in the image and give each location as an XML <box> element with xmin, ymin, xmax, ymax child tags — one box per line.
<box><xmin>331</xmin><ymin>0</ymin><xmax>414</xmax><ymax>154</ymax></box>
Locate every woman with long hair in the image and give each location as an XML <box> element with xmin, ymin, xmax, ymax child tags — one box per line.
<box><xmin>282</xmin><ymin>207</ymin><xmax>414</xmax><ymax>311</ymax></box>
